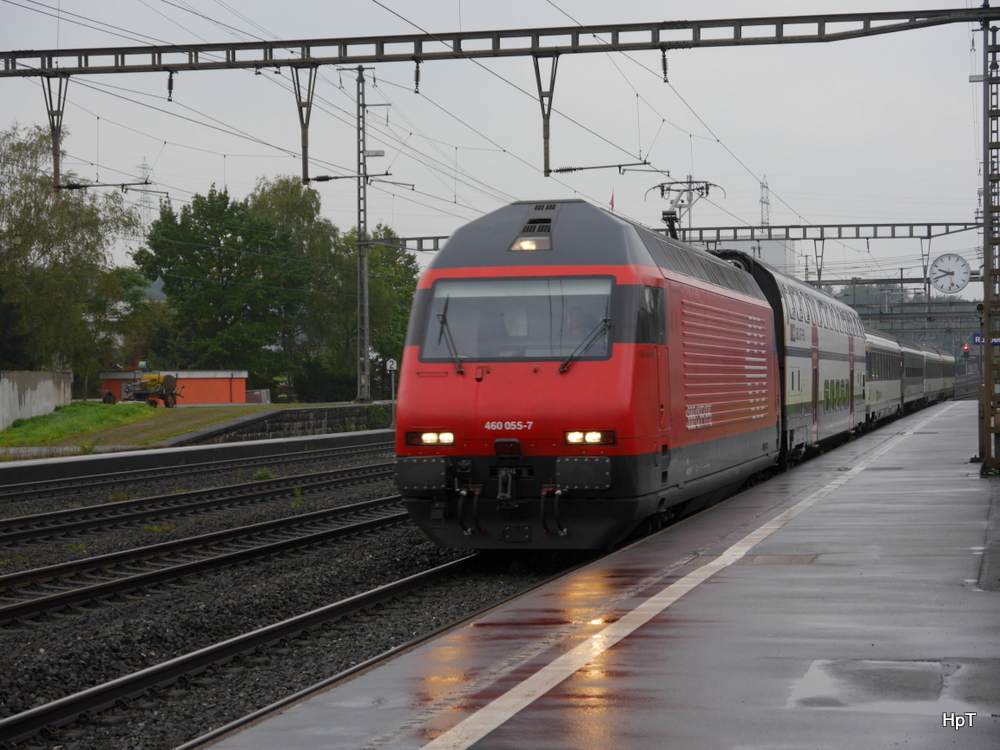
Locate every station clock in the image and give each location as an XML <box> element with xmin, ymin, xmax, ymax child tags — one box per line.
<box><xmin>929</xmin><ymin>253</ymin><xmax>971</xmax><ymax>294</ymax></box>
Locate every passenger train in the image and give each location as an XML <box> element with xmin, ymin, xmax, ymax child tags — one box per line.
<box><xmin>394</xmin><ymin>200</ymin><xmax>956</xmax><ymax>550</ymax></box>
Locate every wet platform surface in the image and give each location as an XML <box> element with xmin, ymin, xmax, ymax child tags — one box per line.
<box><xmin>207</xmin><ymin>401</ymin><xmax>999</xmax><ymax>749</ymax></box>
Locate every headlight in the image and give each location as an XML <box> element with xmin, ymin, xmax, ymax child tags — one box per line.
<box><xmin>406</xmin><ymin>431</ymin><xmax>455</xmax><ymax>446</ymax></box>
<box><xmin>509</xmin><ymin>235</ymin><xmax>552</xmax><ymax>252</ymax></box>
<box><xmin>565</xmin><ymin>430</ymin><xmax>615</xmax><ymax>445</ymax></box>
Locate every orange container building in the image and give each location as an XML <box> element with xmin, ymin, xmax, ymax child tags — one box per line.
<box><xmin>100</xmin><ymin>370</ymin><xmax>249</xmax><ymax>405</ymax></box>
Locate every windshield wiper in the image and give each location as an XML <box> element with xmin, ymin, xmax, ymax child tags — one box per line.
<box><xmin>437</xmin><ymin>297</ymin><xmax>465</xmax><ymax>374</ymax></box>
<box><xmin>559</xmin><ymin>315</ymin><xmax>611</xmax><ymax>373</ymax></box>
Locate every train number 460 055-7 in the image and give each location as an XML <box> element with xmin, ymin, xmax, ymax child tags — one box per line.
<box><xmin>484</xmin><ymin>421</ymin><xmax>534</xmax><ymax>430</ymax></box>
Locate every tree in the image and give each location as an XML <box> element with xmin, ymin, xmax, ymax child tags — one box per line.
<box><xmin>135</xmin><ymin>179</ymin><xmax>348</xmax><ymax>383</ymax></box>
<box><xmin>134</xmin><ymin>177</ymin><xmax>421</xmax><ymax>401</ymax></box>
<box><xmin>136</xmin><ymin>187</ymin><xmax>289</xmax><ymax>374</ymax></box>
<box><xmin>106</xmin><ymin>268</ymin><xmax>175</xmax><ymax>369</ymax></box>
<box><xmin>310</xmin><ymin>224</ymin><xmax>421</xmax><ymax>400</ymax></box>
<box><xmin>366</xmin><ymin>226</ymin><xmax>421</xmax><ymax>398</ymax></box>
<box><xmin>246</xmin><ymin>176</ymin><xmax>340</xmax><ymax>381</ymax></box>
<box><xmin>0</xmin><ymin>123</ymin><xmax>139</xmax><ymax>379</ymax></box>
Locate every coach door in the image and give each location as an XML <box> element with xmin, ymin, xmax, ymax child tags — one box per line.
<box><xmin>848</xmin><ymin>335</ymin><xmax>856</xmax><ymax>431</ymax></box>
<box><xmin>811</xmin><ymin>325</ymin><xmax>820</xmax><ymax>443</ymax></box>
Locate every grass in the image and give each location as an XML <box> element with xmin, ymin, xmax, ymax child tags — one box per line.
<box><xmin>0</xmin><ymin>401</ymin><xmax>281</xmax><ymax>452</ymax></box>
<box><xmin>0</xmin><ymin>401</ymin><xmax>159</xmax><ymax>447</ymax></box>
<box><xmin>0</xmin><ymin>399</ymin><xmax>376</xmax><ymax>454</ymax></box>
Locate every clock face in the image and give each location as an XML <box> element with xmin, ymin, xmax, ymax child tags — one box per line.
<box><xmin>929</xmin><ymin>253</ymin><xmax>971</xmax><ymax>294</ymax></box>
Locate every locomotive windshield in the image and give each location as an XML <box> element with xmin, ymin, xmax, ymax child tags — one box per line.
<box><xmin>420</xmin><ymin>276</ymin><xmax>612</xmax><ymax>363</ymax></box>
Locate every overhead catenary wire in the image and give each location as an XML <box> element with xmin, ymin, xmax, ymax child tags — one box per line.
<box><xmin>4</xmin><ymin>0</ymin><xmax>775</xmax><ymax>238</ymax></box>
<box><xmin>2</xmin><ymin>0</ymin><xmax>981</xmax><ymax>288</ymax></box>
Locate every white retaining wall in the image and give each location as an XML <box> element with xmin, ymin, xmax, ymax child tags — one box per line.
<box><xmin>0</xmin><ymin>371</ymin><xmax>73</xmax><ymax>432</ymax></box>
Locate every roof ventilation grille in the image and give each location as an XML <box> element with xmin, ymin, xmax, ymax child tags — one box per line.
<box><xmin>521</xmin><ymin>218</ymin><xmax>552</xmax><ymax>234</ymax></box>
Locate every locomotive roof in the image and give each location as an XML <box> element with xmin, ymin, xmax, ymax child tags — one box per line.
<box><xmin>430</xmin><ymin>199</ymin><xmax>761</xmax><ymax>297</ymax></box>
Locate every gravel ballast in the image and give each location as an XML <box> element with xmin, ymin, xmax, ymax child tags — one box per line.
<box><xmin>1</xmin><ymin>458</ymin><xmax>581</xmax><ymax>750</ymax></box>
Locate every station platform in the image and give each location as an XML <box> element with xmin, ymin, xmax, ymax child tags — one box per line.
<box><xmin>205</xmin><ymin>400</ymin><xmax>999</xmax><ymax>749</ymax></box>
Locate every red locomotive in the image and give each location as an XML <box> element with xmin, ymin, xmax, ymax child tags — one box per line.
<box><xmin>394</xmin><ymin>199</ymin><xmax>784</xmax><ymax>549</ymax></box>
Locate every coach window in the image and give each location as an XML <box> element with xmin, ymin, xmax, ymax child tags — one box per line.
<box><xmin>636</xmin><ymin>286</ymin><xmax>666</xmax><ymax>345</ymax></box>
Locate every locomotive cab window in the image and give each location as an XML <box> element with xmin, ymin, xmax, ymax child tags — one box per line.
<box><xmin>419</xmin><ymin>276</ymin><xmax>613</xmax><ymax>363</ymax></box>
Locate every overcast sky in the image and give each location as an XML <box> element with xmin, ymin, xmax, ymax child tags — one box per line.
<box><xmin>0</xmin><ymin>1</ymin><xmax>989</xmax><ymax>291</ymax></box>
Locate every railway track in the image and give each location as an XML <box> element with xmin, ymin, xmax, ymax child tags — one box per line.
<box><xmin>0</xmin><ymin>441</ymin><xmax>394</xmax><ymax>506</ymax></box>
<box><xmin>953</xmin><ymin>371</ymin><xmax>981</xmax><ymax>401</ymax></box>
<box><xmin>0</xmin><ymin>462</ymin><xmax>393</xmax><ymax>545</ymax></box>
<box><xmin>0</xmin><ymin>495</ymin><xmax>407</xmax><ymax>625</ymax></box>
<box><xmin>0</xmin><ymin>555</ymin><xmax>481</xmax><ymax>747</ymax></box>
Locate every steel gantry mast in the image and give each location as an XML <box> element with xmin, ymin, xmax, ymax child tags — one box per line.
<box><xmin>981</xmin><ymin>21</ymin><xmax>1000</xmax><ymax>473</ymax></box>
<box><xmin>41</xmin><ymin>75</ymin><xmax>67</xmax><ymax>192</ymax></box>
<box><xmin>291</xmin><ymin>66</ymin><xmax>318</xmax><ymax>185</ymax></box>
<box><xmin>356</xmin><ymin>66</ymin><xmax>372</xmax><ymax>403</ymax></box>
<box><xmin>5</xmin><ymin>6</ymin><xmax>1000</xmax><ymax>404</ymax></box>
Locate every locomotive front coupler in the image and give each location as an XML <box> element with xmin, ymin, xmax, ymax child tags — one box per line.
<box><xmin>496</xmin><ymin>466</ymin><xmax>516</xmax><ymax>501</ymax></box>
<box><xmin>492</xmin><ymin>438</ymin><xmax>527</xmax><ymax>509</ymax></box>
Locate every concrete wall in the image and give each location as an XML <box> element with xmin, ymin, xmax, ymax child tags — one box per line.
<box><xmin>0</xmin><ymin>371</ymin><xmax>73</xmax><ymax>431</ymax></box>
<box><xmin>166</xmin><ymin>404</ymin><xmax>393</xmax><ymax>446</ymax></box>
